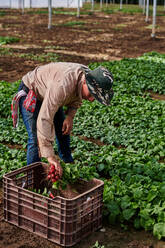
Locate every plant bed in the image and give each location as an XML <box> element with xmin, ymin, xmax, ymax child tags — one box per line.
<box><xmin>3</xmin><ymin>162</ymin><xmax>104</xmax><ymax>247</ymax></box>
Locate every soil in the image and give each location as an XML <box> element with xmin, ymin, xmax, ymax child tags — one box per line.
<box><xmin>0</xmin><ymin>6</ymin><xmax>165</xmax><ymax>248</ymax></box>
<box><xmin>0</xmin><ymin>8</ymin><xmax>165</xmax><ymax>85</ymax></box>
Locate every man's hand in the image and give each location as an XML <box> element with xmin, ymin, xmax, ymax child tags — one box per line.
<box><xmin>62</xmin><ymin>116</ymin><xmax>73</xmax><ymax>135</ymax></box>
<box><xmin>47</xmin><ymin>156</ymin><xmax>63</xmax><ymax>178</ymax></box>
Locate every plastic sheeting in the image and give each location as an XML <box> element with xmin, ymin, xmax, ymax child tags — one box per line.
<box><xmin>0</xmin><ymin>0</ymin><xmax>83</xmax><ymax>8</ymax></box>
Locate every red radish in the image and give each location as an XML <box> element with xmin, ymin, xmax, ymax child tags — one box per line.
<box><xmin>52</xmin><ymin>179</ymin><xmax>57</xmax><ymax>183</ymax></box>
<box><xmin>49</xmin><ymin>192</ymin><xmax>55</xmax><ymax>199</ymax></box>
<box><xmin>47</xmin><ymin>174</ymin><xmax>51</xmax><ymax>180</ymax></box>
<box><xmin>47</xmin><ymin>163</ymin><xmax>60</xmax><ymax>183</ymax></box>
<box><xmin>51</xmin><ymin>174</ymin><xmax>55</xmax><ymax>179</ymax></box>
<box><xmin>50</xmin><ymin>168</ymin><xmax>55</xmax><ymax>173</ymax></box>
<box><xmin>50</xmin><ymin>164</ymin><xmax>55</xmax><ymax>170</ymax></box>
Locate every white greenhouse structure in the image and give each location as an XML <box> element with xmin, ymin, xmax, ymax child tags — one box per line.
<box><xmin>0</xmin><ymin>0</ymin><xmax>84</xmax><ymax>8</ymax></box>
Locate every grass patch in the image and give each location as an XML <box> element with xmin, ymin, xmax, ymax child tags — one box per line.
<box><xmin>157</xmin><ymin>12</ymin><xmax>165</xmax><ymax>16</ymax></box>
<box><xmin>145</xmin><ymin>25</ymin><xmax>159</xmax><ymax>29</ymax></box>
<box><xmin>45</xmin><ymin>45</ymin><xmax>65</xmax><ymax>50</ymax></box>
<box><xmin>103</xmin><ymin>6</ymin><xmax>142</xmax><ymax>15</ymax></box>
<box><xmin>18</xmin><ymin>52</ymin><xmax>59</xmax><ymax>62</ymax></box>
<box><xmin>113</xmin><ymin>23</ymin><xmax>127</xmax><ymax>31</ymax></box>
<box><xmin>93</xmin><ymin>22</ymin><xmax>100</xmax><ymax>25</ymax></box>
<box><xmin>42</xmin><ymin>39</ymin><xmax>53</xmax><ymax>43</ymax></box>
<box><xmin>27</xmin><ymin>8</ymin><xmax>92</xmax><ymax>16</ymax></box>
<box><xmin>118</xmin><ymin>7</ymin><xmax>142</xmax><ymax>14</ymax></box>
<box><xmin>0</xmin><ymin>36</ymin><xmax>20</xmax><ymax>45</ymax></box>
<box><xmin>94</xmin><ymin>29</ymin><xmax>103</xmax><ymax>32</ymax></box>
<box><xmin>63</xmin><ymin>21</ymin><xmax>86</xmax><ymax>27</ymax></box>
<box><xmin>25</xmin><ymin>4</ymin><xmax>165</xmax><ymax>18</ymax></box>
<box><xmin>0</xmin><ymin>11</ymin><xmax>5</xmax><ymax>16</ymax></box>
<box><xmin>116</xmin><ymin>23</ymin><xmax>127</xmax><ymax>28</ymax></box>
<box><xmin>0</xmin><ymin>47</ymin><xmax>59</xmax><ymax>62</ymax></box>
<box><xmin>0</xmin><ymin>47</ymin><xmax>13</xmax><ymax>56</ymax></box>
<box><xmin>28</xmin><ymin>10</ymin><xmax>48</xmax><ymax>14</ymax></box>
<box><xmin>53</xmin><ymin>10</ymin><xmax>76</xmax><ymax>16</ymax></box>
<box><xmin>84</xmin><ymin>3</ymin><xmax>143</xmax><ymax>14</ymax></box>
<box><xmin>103</xmin><ymin>9</ymin><xmax>114</xmax><ymax>14</ymax></box>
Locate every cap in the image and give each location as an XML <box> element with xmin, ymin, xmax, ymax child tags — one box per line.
<box><xmin>84</xmin><ymin>66</ymin><xmax>114</xmax><ymax>105</ymax></box>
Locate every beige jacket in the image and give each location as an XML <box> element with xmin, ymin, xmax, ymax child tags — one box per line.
<box><xmin>22</xmin><ymin>62</ymin><xmax>87</xmax><ymax>158</ymax></box>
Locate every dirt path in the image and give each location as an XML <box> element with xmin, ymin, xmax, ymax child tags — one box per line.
<box><xmin>1</xmin><ymin>8</ymin><xmax>165</xmax><ymax>82</ymax></box>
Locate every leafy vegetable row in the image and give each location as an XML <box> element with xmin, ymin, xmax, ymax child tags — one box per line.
<box><xmin>0</xmin><ymin>52</ymin><xmax>164</xmax><ymax>239</ymax></box>
<box><xmin>73</xmin><ymin>94</ymin><xmax>165</xmax><ymax>159</ymax></box>
<box><xmin>89</xmin><ymin>51</ymin><xmax>165</xmax><ymax>94</ymax></box>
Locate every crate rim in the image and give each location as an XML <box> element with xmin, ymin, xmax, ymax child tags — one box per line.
<box><xmin>3</xmin><ymin>162</ymin><xmax>104</xmax><ymax>201</ymax></box>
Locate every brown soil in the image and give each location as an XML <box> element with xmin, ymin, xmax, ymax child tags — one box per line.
<box><xmin>0</xmin><ymin>6</ymin><xmax>165</xmax><ymax>248</ymax></box>
<box><xmin>0</xmin><ymin>8</ymin><xmax>165</xmax><ymax>84</ymax></box>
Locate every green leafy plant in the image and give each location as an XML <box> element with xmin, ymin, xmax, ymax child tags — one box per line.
<box><xmin>91</xmin><ymin>241</ymin><xmax>105</xmax><ymax>248</ymax></box>
<box><xmin>0</xmin><ymin>11</ymin><xmax>5</xmax><ymax>16</ymax></box>
<box><xmin>0</xmin><ymin>48</ymin><xmax>59</xmax><ymax>62</ymax></box>
<box><xmin>52</xmin><ymin>161</ymin><xmax>95</xmax><ymax>190</ymax></box>
<box><xmin>0</xmin><ymin>36</ymin><xmax>19</xmax><ymax>45</ymax></box>
<box><xmin>19</xmin><ymin>52</ymin><xmax>59</xmax><ymax>62</ymax></box>
<box><xmin>63</xmin><ymin>21</ymin><xmax>86</xmax><ymax>27</ymax></box>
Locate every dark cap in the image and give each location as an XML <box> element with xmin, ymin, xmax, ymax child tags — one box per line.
<box><xmin>84</xmin><ymin>66</ymin><xmax>114</xmax><ymax>105</ymax></box>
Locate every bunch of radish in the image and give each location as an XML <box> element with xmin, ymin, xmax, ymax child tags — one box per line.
<box><xmin>47</xmin><ymin>164</ymin><xmax>60</xmax><ymax>183</ymax></box>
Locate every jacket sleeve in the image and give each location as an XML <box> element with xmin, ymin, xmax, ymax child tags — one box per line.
<box><xmin>65</xmin><ymin>72</ymin><xmax>83</xmax><ymax>119</ymax></box>
<box><xmin>65</xmin><ymin>101</ymin><xmax>82</xmax><ymax>119</ymax></box>
<box><xmin>37</xmin><ymin>85</ymin><xmax>65</xmax><ymax>158</ymax></box>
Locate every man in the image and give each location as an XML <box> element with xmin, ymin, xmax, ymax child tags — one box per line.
<box><xmin>12</xmin><ymin>62</ymin><xmax>114</xmax><ymax>177</ymax></box>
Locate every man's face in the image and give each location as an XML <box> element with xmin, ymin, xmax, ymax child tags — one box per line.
<box><xmin>82</xmin><ymin>80</ymin><xmax>95</xmax><ymax>102</ymax></box>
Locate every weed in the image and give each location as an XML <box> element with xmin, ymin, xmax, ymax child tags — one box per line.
<box><xmin>0</xmin><ymin>47</ymin><xmax>59</xmax><ymax>62</ymax></box>
<box><xmin>145</xmin><ymin>25</ymin><xmax>159</xmax><ymax>30</ymax></box>
<box><xmin>19</xmin><ymin>52</ymin><xmax>59</xmax><ymax>62</ymax></box>
<box><xmin>63</xmin><ymin>21</ymin><xmax>86</xmax><ymax>27</ymax></box>
<box><xmin>0</xmin><ymin>36</ymin><xmax>20</xmax><ymax>45</ymax></box>
<box><xmin>0</xmin><ymin>11</ymin><xmax>5</xmax><ymax>16</ymax></box>
<box><xmin>53</xmin><ymin>10</ymin><xmax>76</xmax><ymax>16</ymax></box>
<box><xmin>91</xmin><ymin>241</ymin><xmax>105</xmax><ymax>248</ymax></box>
<box><xmin>0</xmin><ymin>47</ymin><xmax>13</xmax><ymax>56</ymax></box>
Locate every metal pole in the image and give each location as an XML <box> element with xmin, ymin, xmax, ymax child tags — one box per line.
<box><xmin>77</xmin><ymin>0</ymin><xmax>80</xmax><ymax>17</ymax></box>
<box><xmin>100</xmin><ymin>0</ymin><xmax>103</xmax><ymax>9</ymax></box>
<box><xmin>120</xmin><ymin>0</ymin><xmax>122</xmax><ymax>9</ymax></box>
<box><xmin>106</xmin><ymin>0</ymin><xmax>108</xmax><ymax>7</ymax></box>
<box><xmin>48</xmin><ymin>0</ymin><xmax>52</xmax><ymax>29</ymax></box>
<box><xmin>22</xmin><ymin>0</ymin><xmax>24</xmax><ymax>14</ymax></box>
<box><xmin>143</xmin><ymin>0</ymin><xmax>145</xmax><ymax>14</ymax></box>
<box><xmin>151</xmin><ymin>0</ymin><xmax>157</xmax><ymax>38</ymax></box>
<box><xmin>140</xmin><ymin>0</ymin><xmax>143</xmax><ymax>8</ymax></box>
<box><xmin>145</xmin><ymin>0</ymin><xmax>149</xmax><ymax>22</ymax></box>
<box><xmin>19</xmin><ymin>0</ymin><xmax>21</xmax><ymax>8</ymax></box>
<box><xmin>91</xmin><ymin>0</ymin><xmax>94</xmax><ymax>11</ymax></box>
<box><xmin>139</xmin><ymin>0</ymin><xmax>142</xmax><ymax>7</ymax></box>
<box><xmin>30</xmin><ymin>0</ymin><xmax>32</xmax><ymax>8</ymax></box>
